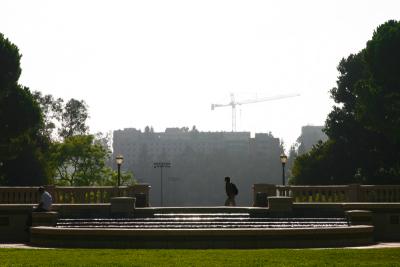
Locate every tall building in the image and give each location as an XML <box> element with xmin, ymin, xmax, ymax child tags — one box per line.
<box><xmin>297</xmin><ymin>126</ymin><xmax>328</xmax><ymax>154</ymax></box>
<box><xmin>113</xmin><ymin>127</ymin><xmax>282</xmax><ymax>206</ymax></box>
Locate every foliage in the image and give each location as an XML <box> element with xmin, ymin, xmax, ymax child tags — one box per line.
<box><xmin>33</xmin><ymin>93</ymin><xmax>125</xmax><ymax>186</ymax></box>
<box><xmin>32</xmin><ymin>91</ymin><xmax>63</xmax><ymax>139</ymax></box>
<box><xmin>1</xmin><ymin>248</ymin><xmax>400</xmax><ymax>266</ymax></box>
<box><xmin>97</xmin><ymin>167</ymin><xmax>135</xmax><ymax>186</ymax></box>
<box><xmin>0</xmin><ymin>33</ymin><xmax>124</xmax><ymax>186</ymax></box>
<box><xmin>51</xmin><ymin>135</ymin><xmax>131</xmax><ymax>186</ymax></box>
<box><xmin>33</xmin><ymin>92</ymin><xmax>89</xmax><ymax>140</ymax></box>
<box><xmin>0</xmin><ymin>33</ymin><xmax>21</xmax><ymax>89</ymax></box>
<box><xmin>59</xmin><ymin>99</ymin><xmax>89</xmax><ymax>139</ymax></box>
<box><xmin>292</xmin><ymin>20</ymin><xmax>400</xmax><ymax>185</ymax></box>
<box><xmin>286</xmin><ymin>145</ymin><xmax>298</xmax><ymax>184</ymax></box>
<box><xmin>0</xmin><ymin>33</ymin><xmax>51</xmax><ymax>185</ymax></box>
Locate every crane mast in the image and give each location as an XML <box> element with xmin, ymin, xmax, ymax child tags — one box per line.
<box><xmin>211</xmin><ymin>93</ymin><xmax>300</xmax><ymax>132</ymax></box>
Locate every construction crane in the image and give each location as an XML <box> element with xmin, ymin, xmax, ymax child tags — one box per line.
<box><xmin>211</xmin><ymin>93</ymin><xmax>300</xmax><ymax>132</ymax></box>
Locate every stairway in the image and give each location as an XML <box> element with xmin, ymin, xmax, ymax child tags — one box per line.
<box><xmin>57</xmin><ymin>213</ymin><xmax>349</xmax><ymax>229</ymax></box>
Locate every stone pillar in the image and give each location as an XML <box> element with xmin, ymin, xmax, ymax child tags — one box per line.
<box><xmin>346</xmin><ymin>184</ymin><xmax>361</xmax><ymax>202</ymax></box>
<box><xmin>267</xmin><ymin>196</ymin><xmax>293</xmax><ymax>212</ymax></box>
<box><xmin>346</xmin><ymin>210</ymin><xmax>372</xmax><ymax>226</ymax></box>
<box><xmin>110</xmin><ymin>197</ymin><xmax>136</xmax><ymax>217</ymax></box>
<box><xmin>32</xmin><ymin>212</ymin><xmax>58</xmax><ymax>227</ymax></box>
<box><xmin>130</xmin><ymin>184</ymin><xmax>151</xmax><ymax>207</ymax></box>
<box><xmin>253</xmin><ymin>184</ymin><xmax>276</xmax><ymax>207</ymax></box>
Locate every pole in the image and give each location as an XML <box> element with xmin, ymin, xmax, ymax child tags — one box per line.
<box><xmin>282</xmin><ymin>163</ymin><xmax>285</xmax><ymax>186</ymax></box>
<box><xmin>153</xmin><ymin>162</ymin><xmax>171</xmax><ymax>207</ymax></box>
<box><xmin>117</xmin><ymin>164</ymin><xmax>121</xmax><ymax>187</ymax></box>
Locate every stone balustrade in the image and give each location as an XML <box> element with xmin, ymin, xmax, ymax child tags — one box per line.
<box><xmin>253</xmin><ymin>184</ymin><xmax>400</xmax><ymax>205</ymax></box>
<box><xmin>0</xmin><ymin>184</ymin><xmax>151</xmax><ymax>207</ymax></box>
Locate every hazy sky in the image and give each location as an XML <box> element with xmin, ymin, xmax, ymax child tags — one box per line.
<box><xmin>1</xmin><ymin>0</ymin><xmax>399</xmax><ymax>148</ymax></box>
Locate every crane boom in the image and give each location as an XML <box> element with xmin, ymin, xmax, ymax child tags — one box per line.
<box><xmin>237</xmin><ymin>93</ymin><xmax>300</xmax><ymax>106</ymax></box>
<box><xmin>211</xmin><ymin>93</ymin><xmax>300</xmax><ymax>132</ymax></box>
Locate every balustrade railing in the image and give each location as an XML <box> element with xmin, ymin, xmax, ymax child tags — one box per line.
<box><xmin>253</xmin><ymin>184</ymin><xmax>400</xmax><ymax>204</ymax></box>
<box><xmin>2</xmin><ymin>184</ymin><xmax>399</xmax><ymax>206</ymax></box>
<box><xmin>0</xmin><ymin>184</ymin><xmax>151</xmax><ymax>207</ymax></box>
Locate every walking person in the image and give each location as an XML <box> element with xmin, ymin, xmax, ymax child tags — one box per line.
<box><xmin>224</xmin><ymin>176</ymin><xmax>238</xmax><ymax>206</ymax></box>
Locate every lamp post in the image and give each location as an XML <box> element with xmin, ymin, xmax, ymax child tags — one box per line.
<box><xmin>280</xmin><ymin>153</ymin><xmax>288</xmax><ymax>185</ymax></box>
<box><xmin>153</xmin><ymin>162</ymin><xmax>171</xmax><ymax>207</ymax></box>
<box><xmin>115</xmin><ymin>154</ymin><xmax>124</xmax><ymax>187</ymax></box>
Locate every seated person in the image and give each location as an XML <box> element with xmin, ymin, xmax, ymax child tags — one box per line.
<box><xmin>34</xmin><ymin>186</ymin><xmax>53</xmax><ymax>212</ymax></box>
<box><xmin>26</xmin><ymin>187</ymin><xmax>53</xmax><ymax>230</ymax></box>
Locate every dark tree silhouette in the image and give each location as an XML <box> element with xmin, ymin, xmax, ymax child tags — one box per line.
<box><xmin>0</xmin><ymin>33</ymin><xmax>51</xmax><ymax>185</ymax></box>
<box><xmin>292</xmin><ymin>20</ymin><xmax>400</xmax><ymax>185</ymax></box>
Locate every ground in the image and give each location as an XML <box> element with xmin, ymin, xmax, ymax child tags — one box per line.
<box><xmin>1</xmin><ymin>243</ymin><xmax>400</xmax><ymax>266</ymax></box>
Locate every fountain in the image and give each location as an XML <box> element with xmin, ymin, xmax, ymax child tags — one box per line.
<box><xmin>29</xmin><ymin>197</ymin><xmax>374</xmax><ymax>248</ymax></box>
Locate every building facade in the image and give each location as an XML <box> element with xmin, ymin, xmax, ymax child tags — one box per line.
<box><xmin>113</xmin><ymin>127</ymin><xmax>282</xmax><ymax>206</ymax></box>
<box><xmin>297</xmin><ymin>126</ymin><xmax>328</xmax><ymax>155</ymax></box>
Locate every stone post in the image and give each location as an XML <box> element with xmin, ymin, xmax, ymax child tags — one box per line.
<box><xmin>32</xmin><ymin>212</ymin><xmax>59</xmax><ymax>227</ymax></box>
<box><xmin>110</xmin><ymin>197</ymin><xmax>136</xmax><ymax>217</ymax></box>
<box><xmin>253</xmin><ymin>184</ymin><xmax>276</xmax><ymax>207</ymax></box>
<box><xmin>267</xmin><ymin>196</ymin><xmax>293</xmax><ymax>212</ymax></box>
<box><xmin>345</xmin><ymin>210</ymin><xmax>372</xmax><ymax>225</ymax></box>
<box><xmin>131</xmin><ymin>184</ymin><xmax>151</xmax><ymax>207</ymax></box>
<box><xmin>347</xmin><ymin>184</ymin><xmax>361</xmax><ymax>202</ymax></box>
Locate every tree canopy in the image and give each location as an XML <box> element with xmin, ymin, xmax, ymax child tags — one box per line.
<box><xmin>0</xmin><ymin>33</ymin><xmax>50</xmax><ymax>185</ymax></box>
<box><xmin>0</xmin><ymin>33</ymin><xmax>129</xmax><ymax>186</ymax></box>
<box><xmin>49</xmin><ymin>133</ymin><xmax>133</xmax><ymax>186</ymax></box>
<box><xmin>291</xmin><ymin>20</ymin><xmax>400</xmax><ymax>185</ymax></box>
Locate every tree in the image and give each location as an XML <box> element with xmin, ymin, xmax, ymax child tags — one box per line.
<box><xmin>52</xmin><ymin>135</ymin><xmax>109</xmax><ymax>185</ymax></box>
<box><xmin>0</xmin><ymin>33</ymin><xmax>21</xmax><ymax>90</ymax></box>
<box><xmin>32</xmin><ymin>91</ymin><xmax>63</xmax><ymax>139</ymax></box>
<box><xmin>0</xmin><ymin>33</ymin><xmax>51</xmax><ymax>185</ymax></box>
<box><xmin>33</xmin><ymin>91</ymin><xmax>126</xmax><ymax>186</ymax></box>
<box><xmin>286</xmin><ymin>145</ymin><xmax>298</xmax><ymax>184</ymax></box>
<box><xmin>292</xmin><ymin>20</ymin><xmax>400</xmax><ymax>185</ymax></box>
<box><xmin>33</xmin><ymin>92</ymin><xmax>90</xmax><ymax>141</ymax></box>
<box><xmin>96</xmin><ymin>167</ymin><xmax>135</xmax><ymax>186</ymax></box>
<box><xmin>59</xmin><ymin>99</ymin><xmax>89</xmax><ymax>139</ymax></box>
<box><xmin>51</xmin><ymin>134</ymin><xmax>135</xmax><ymax>186</ymax></box>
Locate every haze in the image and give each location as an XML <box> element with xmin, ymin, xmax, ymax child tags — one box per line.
<box><xmin>1</xmin><ymin>0</ymin><xmax>399</xmax><ymax>147</ymax></box>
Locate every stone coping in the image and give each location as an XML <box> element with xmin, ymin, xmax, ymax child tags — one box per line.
<box><xmin>31</xmin><ymin>225</ymin><xmax>373</xmax><ymax>237</ymax></box>
<box><xmin>6</xmin><ymin>242</ymin><xmax>400</xmax><ymax>249</ymax></box>
<box><xmin>0</xmin><ymin>204</ymin><xmax>35</xmax><ymax>210</ymax></box>
<box><xmin>53</xmin><ymin>204</ymin><xmax>110</xmax><ymax>208</ymax></box>
<box><xmin>1</xmin><ymin>203</ymin><xmax>399</xmax><ymax>211</ymax></box>
<box><xmin>342</xmin><ymin>203</ymin><xmax>400</xmax><ymax>209</ymax></box>
<box><xmin>345</xmin><ymin>210</ymin><xmax>373</xmax><ymax>214</ymax></box>
<box><xmin>31</xmin><ymin>211</ymin><xmax>58</xmax><ymax>216</ymax></box>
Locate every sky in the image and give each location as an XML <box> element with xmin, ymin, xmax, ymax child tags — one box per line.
<box><xmin>1</xmin><ymin>0</ymin><xmax>399</xmax><ymax>149</ymax></box>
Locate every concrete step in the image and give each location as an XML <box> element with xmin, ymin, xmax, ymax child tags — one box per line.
<box><xmin>57</xmin><ymin>215</ymin><xmax>349</xmax><ymax>229</ymax></box>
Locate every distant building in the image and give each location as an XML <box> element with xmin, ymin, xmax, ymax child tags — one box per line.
<box><xmin>113</xmin><ymin>127</ymin><xmax>282</xmax><ymax>206</ymax></box>
<box><xmin>113</xmin><ymin>128</ymin><xmax>252</xmax><ymax>164</ymax></box>
<box><xmin>297</xmin><ymin>126</ymin><xmax>328</xmax><ymax>154</ymax></box>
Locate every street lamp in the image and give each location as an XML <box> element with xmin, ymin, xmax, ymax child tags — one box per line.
<box><xmin>153</xmin><ymin>162</ymin><xmax>171</xmax><ymax>207</ymax></box>
<box><xmin>280</xmin><ymin>153</ymin><xmax>288</xmax><ymax>185</ymax></box>
<box><xmin>115</xmin><ymin>154</ymin><xmax>124</xmax><ymax>187</ymax></box>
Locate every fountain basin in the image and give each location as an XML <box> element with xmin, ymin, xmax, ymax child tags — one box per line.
<box><xmin>30</xmin><ymin>224</ymin><xmax>373</xmax><ymax>248</ymax></box>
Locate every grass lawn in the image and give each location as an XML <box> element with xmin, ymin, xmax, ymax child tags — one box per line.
<box><xmin>1</xmin><ymin>248</ymin><xmax>400</xmax><ymax>267</ymax></box>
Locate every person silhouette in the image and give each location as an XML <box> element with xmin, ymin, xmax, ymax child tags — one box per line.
<box><xmin>26</xmin><ymin>186</ymin><xmax>53</xmax><ymax>230</ymax></box>
<box><xmin>224</xmin><ymin>176</ymin><xmax>238</xmax><ymax>206</ymax></box>
<box><xmin>34</xmin><ymin>186</ymin><xmax>53</xmax><ymax>212</ymax></box>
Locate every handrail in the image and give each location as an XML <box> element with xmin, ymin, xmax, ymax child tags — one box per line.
<box><xmin>0</xmin><ymin>184</ymin><xmax>151</xmax><ymax>207</ymax></box>
<box><xmin>253</xmin><ymin>184</ymin><xmax>400</xmax><ymax>204</ymax></box>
